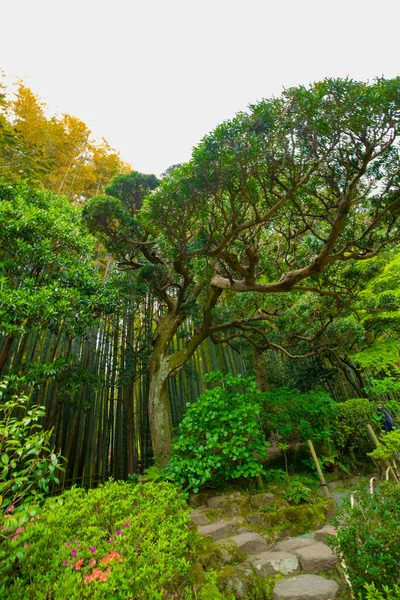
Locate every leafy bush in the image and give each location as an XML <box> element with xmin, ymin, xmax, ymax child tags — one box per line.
<box><xmin>368</xmin><ymin>429</ymin><xmax>400</xmax><ymax>463</ymax></box>
<box><xmin>334</xmin><ymin>398</ymin><xmax>380</xmax><ymax>455</ymax></box>
<box><xmin>284</xmin><ymin>480</ymin><xmax>313</xmax><ymax>505</ymax></box>
<box><xmin>0</xmin><ymin>480</ymin><xmax>200</xmax><ymax>599</ymax></box>
<box><xmin>330</xmin><ymin>482</ymin><xmax>400</xmax><ymax>595</ymax></box>
<box><xmin>262</xmin><ymin>387</ymin><xmax>336</xmax><ymax>445</ymax></box>
<box><xmin>166</xmin><ymin>372</ymin><xmax>269</xmax><ymax>492</ymax></box>
<box><xmin>0</xmin><ymin>380</ymin><xmax>64</xmax><ymax>512</ymax></box>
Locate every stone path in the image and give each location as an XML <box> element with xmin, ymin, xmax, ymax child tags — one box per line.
<box><xmin>192</xmin><ymin>494</ymin><xmax>342</xmax><ymax>600</ymax></box>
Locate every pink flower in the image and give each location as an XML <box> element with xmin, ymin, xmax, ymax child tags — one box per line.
<box><xmin>66</xmin><ymin>541</ymin><xmax>71</xmax><ymax>547</ymax></box>
<box><xmin>89</xmin><ymin>559</ymin><xmax>96</xmax><ymax>568</ymax></box>
<box><xmin>115</xmin><ymin>530</ymin><xmax>121</xmax><ymax>537</ymax></box>
<box><xmin>29</xmin><ymin>523</ymin><xmax>34</xmax><ymax>527</ymax></box>
<box><xmin>90</xmin><ymin>547</ymin><xmax>96</xmax><ymax>553</ymax></box>
<box><xmin>100</xmin><ymin>551</ymin><xmax>122</xmax><ymax>565</ymax></box>
<box><xmin>124</xmin><ymin>521</ymin><xmax>130</xmax><ymax>527</ymax></box>
<box><xmin>71</xmin><ymin>549</ymin><xmax>77</xmax><ymax>558</ymax></box>
<box><xmin>36</xmin><ymin>515</ymin><xmax>41</xmax><ymax>520</ymax></box>
<box><xmin>24</xmin><ymin>544</ymin><xmax>29</xmax><ymax>549</ymax></box>
<box><xmin>11</xmin><ymin>535</ymin><xmax>18</xmax><ymax>541</ymax></box>
<box><xmin>16</xmin><ymin>527</ymin><xmax>24</xmax><ymax>534</ymax></box>
<box><xmin>75</xmin><ymin>559</ymin><xmax>84</xmax><ymax>571</ymax></box>
<box><xmin>7</xmin><ymin>505</ymin><xmax>14</xmax><ymax>512</ymax></box>
<box><xmin>84</xmin><ymin>568</ymin><xmax>110</xmax><ymax>583</ymax></box>
<box><xmin>107</xmin><ymin>539</ymin><xmax>112</xmax><ymax>544</ymax></box>
<box><xmin>63</xmin><ymin>560</ymin><xmax>69</xmax><ymax>566</ymax></box>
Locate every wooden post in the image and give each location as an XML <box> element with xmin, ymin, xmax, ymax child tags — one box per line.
<box><xmin>367</xmin><ymin>424</ymin><xmax>380</xmax><ymax>448</ymax></box>
<box><xmin>307</xmin><ymin>439</ymin><xmax>332</xmax><ymax>498</ymax></box>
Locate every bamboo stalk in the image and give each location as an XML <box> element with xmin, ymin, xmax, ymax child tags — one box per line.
<box><xmin>307</xmin><ymin>439</ymin><xmax>332</xmax><ymax>498</ymax></box>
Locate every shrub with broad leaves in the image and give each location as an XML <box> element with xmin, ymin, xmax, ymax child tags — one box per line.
<box><xmin>166</xmin><ymin>372</ymin><xmax>269</xmax><ymax>492</ymax></box>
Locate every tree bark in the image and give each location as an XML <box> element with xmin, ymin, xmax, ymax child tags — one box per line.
<box><xmin>148</xmin><ymin>350</ymin><xmax>172</xmax><ymax>467</ymax></box>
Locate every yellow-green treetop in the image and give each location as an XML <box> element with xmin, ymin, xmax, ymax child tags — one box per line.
<box><xmin>0</xmin><ymin>76</ymin><xmax>130</xmax><ymax>200</ymax></box>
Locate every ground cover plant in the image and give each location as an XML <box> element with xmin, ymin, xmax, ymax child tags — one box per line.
<box><xmin>0</xmin><ymin>480</ymin><xmax>201</xmax><ymax>599</ymax></box>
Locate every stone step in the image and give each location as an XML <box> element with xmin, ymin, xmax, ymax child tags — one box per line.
<box><xmin>197</xmin><ymin>520</ymin><xmax>236</xmax><ymax>540</ymax></box>
<box><xmin>190</xmin><ymin>509</ymin><xmax>211</xmax><ymax>526</ymax></box>
<box><xmin>293</xmin><ymin>542</ymin><xmax>338</xmax><ymax>573</ymax></box>
<box><xmin>226</xmin><ymin>531</ymin><xmax>270</xmax><ymax>554</ymax></box>
<box><xmin>250</xmin><ymin>492</ymin><xmax>275</xmax><ymax>508</ymax></box>
<box><xmin>273</xmin><ymin>574</ymin><xmax>339</xmax><ymax>600</ymax></box>
<box><xmin>313</xmin><ymin>526</ymin><xmax>337</xmax><ymax>542</ymax></box>
<box><xmin>246</xmin><ymin>551</ymin><xmax>300</xmax><ymax>578</ymax></box>
<box><xmin>274</xmin><ymin>537</ymin><xmax>316</xmax><ymax>553</ymax></box>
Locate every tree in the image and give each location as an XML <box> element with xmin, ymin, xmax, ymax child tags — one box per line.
<box><xmin>0</xmin><ymin>180</ymin><xmax>112</xmax><ymax>375</ymax></box>
<box><xmin>84</xmin><ymin>78</ymin><xmax>400</xmax><ymax>465</ymax></box>
<box><xmin>0</xmin><ymin>79</ymin><xmax>130</xmax><ymax>200</ymax></box>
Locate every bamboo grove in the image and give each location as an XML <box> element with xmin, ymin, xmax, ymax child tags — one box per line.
<box><xmin>0</xmin><ymin>312</ymin><xmax>364</xmax><ymax>489</ymax></box>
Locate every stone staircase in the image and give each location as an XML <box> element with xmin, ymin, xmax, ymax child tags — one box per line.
<box><xmin>191</xmin><ymin>492</ymin><xmax>344</xmax><ymax>600</ymax></box>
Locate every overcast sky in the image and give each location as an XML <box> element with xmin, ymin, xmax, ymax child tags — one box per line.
<box><xmin>1</xmin><ymin>0</ymin><xmax>400</xmax><ymax>176</ymax></box>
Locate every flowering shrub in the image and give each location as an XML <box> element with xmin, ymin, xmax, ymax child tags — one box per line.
<box><xmin>0</xmin><ymin>480</ymin><xmax>201</xmax><ymax>599</ymax></box>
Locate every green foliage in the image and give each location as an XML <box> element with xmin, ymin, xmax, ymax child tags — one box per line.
<box><xmin>330</xmin><ymin>482</ymin><xmax>400</xmax><ymax>595</ymax></box>
<box><xmin>363</xmin><ymin>582</ymin><xmax>400</xmax><ymax>600</ymax></box>
<box><xmin>368</xmin><ymin>429</ymin><xmax>400</xmax><ymax>462</ymax></box>
<box><xmin>0</xmin><ymin>480</ymin><xmax>200</xmax><ymax>599</ymax></box>
<box><xmin>284</xmin><ymin>480</ymin><xmax>313</xmax><ymax>505</ymax></box>
<box><xmin>365</xmin><ymin>376</ymin><xmax>400</xmax><ymax>401</ymax></box>
<box><xmin>166</xmin><ymin>372</ymin><xmax>269</xmax><ymax>492</ymax></box>
<box><xmin>365</xmin><ymin>376</ymin><xmax>400</xmax><ymax>418</ymax></box>
<box><xmin>351</xmin><ymin>252</ymin><xmax>400</xmax><ymax>376</ymax></box>
<box><xmin>0</xmin><ymin>180</ymin><xmax>112</xmax><ymax>340</ymax></box>
<box><xmin>353</xmin><ymin>339</ymin><xmax>400</xmax><ymax>375</ymax></box>
<box><xmin>105</xmin><ymin>171</ymin><xmax>159</xmax><ymax>211</ymax></box>
<box><xmin>334</xmin><ymin>398</ymin><xmax>379</xmax><ymax>454</ymax></box>
<box><xmin>0</xmin><ymin>379</ymin><xmax>64</xmax><ymax>512</ymax></box>
<box><xmin>263</xmin><ymin>387</ymin><xmax>336</xmax><ymax>445</ymax></box>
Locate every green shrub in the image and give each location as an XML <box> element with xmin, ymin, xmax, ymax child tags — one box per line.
<box><xmin>262</xmin><ymin>387</ymin><xmax>336</xmax><ymax>445</ymax></box>
<box><xmin>330</xmin><ymin>482</ymin><xmax>400</xmax><ymax>595</ymax></box>
<box><xmin>284</xmin><ymin>480</ymin><xmax>313</xmax><ymax>505</ymax></box>
<box><xmin>334</xmin><ymin>398</ymin><xmax>379</xmax><ymax>454</ymax></box>
<box><xmin>0</xmin><ymin>480</ymin><xmax>200</xmax><ymax>599</ymax></box>
<box><xmin>368</xmin><ymin>429</ymin><xmax>400</xmax><ymax>463</ymax></box>
<box><xmin>166</xmin><ymin>372</ymin><xmax>269</xmax><ymax>492</ymax></box>
<box><xmin>0</xmin><ymin>380</ymin><xmax>64</xmax><ymax>513</ymax></box>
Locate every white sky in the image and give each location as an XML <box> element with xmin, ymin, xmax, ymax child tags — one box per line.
<box><xmin>1</xmin><ymin>0</ymin><xmax>400</xmax><ymax>177</ymax></box>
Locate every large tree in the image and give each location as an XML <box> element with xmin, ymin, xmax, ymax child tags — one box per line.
<box><xmin>0</xmin><ymin>180</ymin><xmax>112</xmax><ymax>375</ymax></box>
<box><xmin>84</xmin><ymin>78</ymin><xmax>400</xmax><ymax>465</ymax></box>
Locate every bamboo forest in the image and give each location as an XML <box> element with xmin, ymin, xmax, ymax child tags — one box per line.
<box><xmin>1</xmin><ymin>76</ymin><xmax>400</xmax><ymax>600</ymax></box>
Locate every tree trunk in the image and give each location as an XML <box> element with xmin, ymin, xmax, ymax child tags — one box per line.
<box><xmin>148</xmin><ymin>350</ymin><xmax>173</xmax><ymax>467</ymax></box>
